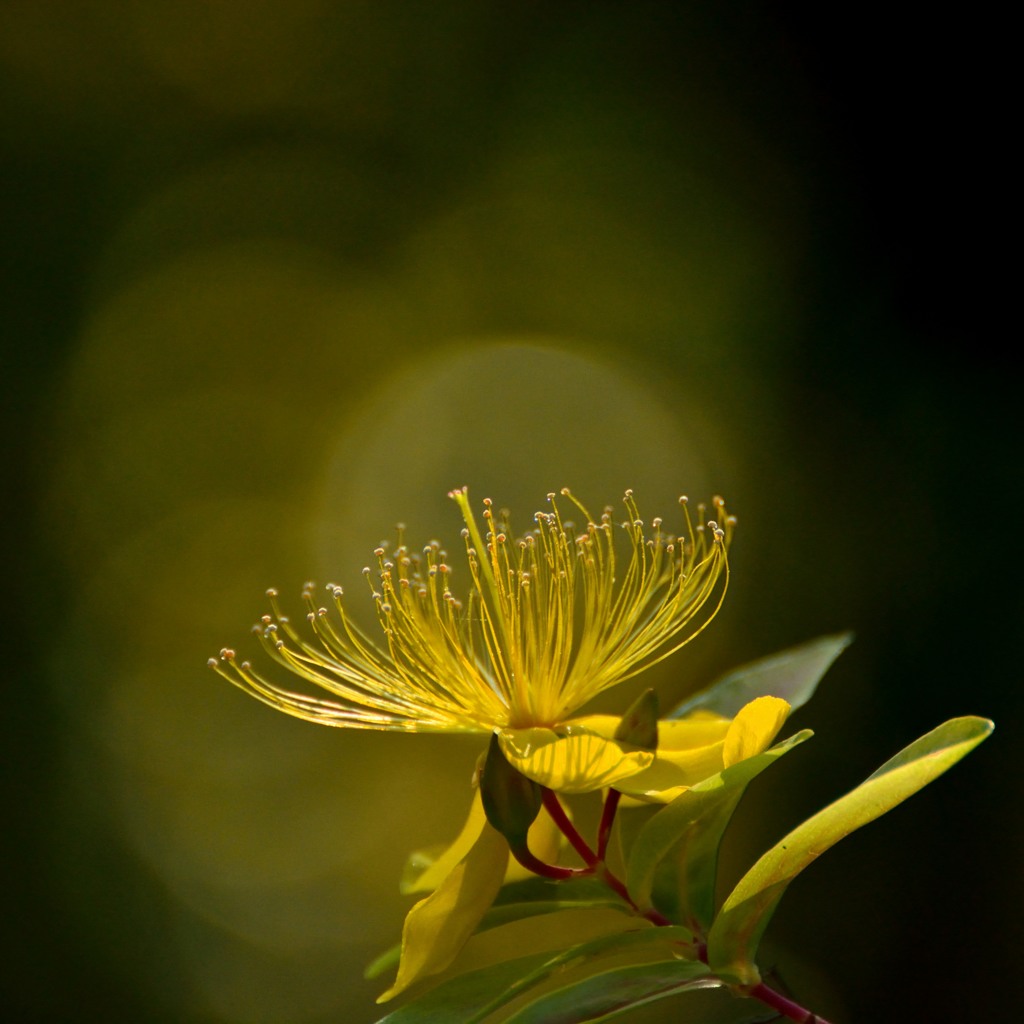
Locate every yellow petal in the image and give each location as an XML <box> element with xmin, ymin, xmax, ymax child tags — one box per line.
<box><xmin>499</xmin><ymin>727</ymin><xmax>654</xmax><ymax>794</ymax></box>
<box><xmin>614</xmin><ymin>744</ymin><xmax>726</xmax><ymax>804</ymax></box>
<box><xmin>378</xmin><ymin>819</ymin><xmax>508</xmax><ymax>1002</ymax></box>
<box><xmin>657</xmin><ymin>711</ymin><xmax>733</xmax><ymax>748</ymax></box>
<box><xmin>401</xmin><ymin>792</ymin><xmax>489</xmax><ymax>895</ymax></box>
<box><xmin>722</xmin><ymin>696</ymin><xmax>791</xmax><ymax>768</ymax></box>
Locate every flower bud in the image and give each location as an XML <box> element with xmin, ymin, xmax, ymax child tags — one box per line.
<box><xmin>614</xmin><ymin>688</ymin><xmax>660</xmax><ymax>751</ymax></box>
<box><xmin>480</xmin><ymin>732</ymin><xmax>543</xmax><ymax>848</ymax></box>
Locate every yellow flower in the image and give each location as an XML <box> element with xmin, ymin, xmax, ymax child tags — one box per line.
<box><xmin>211</xmin><ymin>487</ymin><xmax>732</xmax><ymax>780</ymax></box>
<box><xmin>211</xmin><ymin>486</ymin><xmax>749</xmax><ymax>1000</ymax></box>
<box><xmin>564</xmin><ymin>696</ymin><xmax>793</xmax><ymax>804</ymax></box>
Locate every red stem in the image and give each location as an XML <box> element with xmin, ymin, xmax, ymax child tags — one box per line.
<box><xmin>536</xmin><ymin>788</ymin><xmax>828</xmax><ymax>1021</ymax></box>
<box><xmin>542</xmin><ymin>789</ymin><xmax>599</xmax><ymax>866</ymax></box>
<box><xmin>747</xmin><ymin>981</ymin><xmax>833</xmax><ymax>1024</ymax></box>
<box><xmin>508</xmin><ymin>844</ymin><xmax>590</xmax><ymax>881</ymax></box>
<box><xmin>597</xmin><ymin>788</ymin><xmax>621</xmax><ymax>860</ymax></box>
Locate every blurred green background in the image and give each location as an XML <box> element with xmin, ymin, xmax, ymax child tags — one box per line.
<box><xmin>2</xmin><ymin>3</ymin><xmax>1015</xmax><ymax>1022</ymax></box>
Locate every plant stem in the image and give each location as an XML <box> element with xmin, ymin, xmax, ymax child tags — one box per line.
<box><xmin>597</xmin><ymin>788</ymin><xmax>621</xmax><ymax>860</ymax></box>
<box><xmin>541</xmin><ymin>789</ymin><xmax>599</xmax><ymax>866</ymax></box>
<box><xmin>746</xmin><ymin>981</ymin><xmax>832</xmax><ymax>1024</ymax></box>
<box><xmin>538</xmin><ymin>787</ymin><xmax>829</xmax><ymax>1022</ymax></box>
<box><xmin>508</xmin><ymin>845</ymin><xmax>590</xmax><ymax>881</ymax></box>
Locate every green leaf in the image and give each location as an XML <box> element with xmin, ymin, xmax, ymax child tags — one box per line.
<box><xmin>707</xmin><ymin>716</ymin><xmax>994</xmax><ymax>986</ymax></box>
<box><xmin>494</xmin><ymin>877</ymin><xmax>627</xmax><ymax>906</ymax></box>
<box><xmin>373</xmin><ymin>952</ymin><xmax>555</xmax><ymax>1024</ymax></box>
<box><xmin>375</xmin><ymin>925</ymin><xmax>699</xmax><ymax>1024</ymax></box>
<box><xmin>501</xmin><ymin>958</ymin><xmax>715</xmax><ymax>1024</ymax></box>
<box><xmin>670</xmin><ymin>633</ymin><xmax>852</xmax><ymax>719</ymax></box>
<box><xmin>626</xmin><ymin>730</ymin><xmax>812</xmax><ymax>929</ymax></box>
<box><xmin>365</xmin><ymin>945</ymin><xmax>401</xmax><ymax>981</ymax></box>
<box><xmin>485</xmin><ymin>877</ymin><xmax>633</xmax><ymax>927</ymax></box>
<box><xmin>467</xmin><ymin>926</ymin><xmax>699</xmax><ymax>1024</ymax></box>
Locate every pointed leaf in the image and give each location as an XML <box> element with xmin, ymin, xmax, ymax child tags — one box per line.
<box><xmin>626</xmin><ymin>730</ymin><xmax>812</xmax><ymax>928</ymax></box>
<box><xmin>670</xmin><ymin>633</ymin><xmax>852</xmax><ymax>719</ymax></box>
<box><xmin>466</xmin><ymin>925</ymin><xmax>699</xmax><ymax>1024</ymax></box>
<box><xmin>373</xmin><ymin>952</ymin><xmax>555</xmax><ymax>1024</ymax></box>
<box><xmin>484</xmin><ymin>876</ymin><xmax>634</xmax><ymax>929</ymax></box>
<box><xmin>707</xmin><ymin>716</ymin><xmax>994</xmax><ymax>985</ymax></box>
<box><xmin>502</xmin><ymin>959</ymin><xmax>716</xmax><ymax>1024</ymax></box>
<box><xmin>377</xmin><ymin>920</ymin><xmax>696</xmax><ymax>1024</ymax></box>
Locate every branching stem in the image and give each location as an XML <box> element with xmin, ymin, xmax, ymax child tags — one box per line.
<box><xmin>536</xmin><ymin>786</ymin><xmax>831</xmax><ymax>1023</ymax></box>
<box><xmin>747</xmin><ymin>981</ymin><xmax>833</xmax><ymax>1024</ymax></box>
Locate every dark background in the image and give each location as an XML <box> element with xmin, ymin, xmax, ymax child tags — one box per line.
<box><xmin>3</xmin><ymin>4</ymin><xmax>1015</xmax><ymax>1022</ymax></box>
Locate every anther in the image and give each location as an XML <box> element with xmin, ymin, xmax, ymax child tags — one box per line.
<box><xmin>266</xmin><ymin>588</ymin><xmax>278</xmax><ymax>598</ymax></box>
<box><xmin>207</xmin><ymin>658</ymin><xmax>218</xmax><ymax>668</ymax></box>
<box><xmin>220</xmin><ymin>648</ymin><xmax>235</xmax><ymax>660</ymax></box>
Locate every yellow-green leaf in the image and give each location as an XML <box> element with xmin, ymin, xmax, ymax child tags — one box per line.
<box><xmin>467</xmin><ymin>925</ymin><xmax>699</xmax><ymax>1024</ymax></box>
<box><xmin>625</xmin><ymin>730</ymin><xmax>812</xmax><ymax>929</ymax></box>
<box><xmin>501</xmin><ymin>958</ymin><xmax>715</xmax><ymax>1024</ymax></box>
<box><xmin>707</xmin><ymin>716</ymin><xmax>994</xmax><ymax>986</ymax></box>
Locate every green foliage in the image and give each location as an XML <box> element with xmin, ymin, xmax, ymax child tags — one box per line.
<box><xmin>374</xmin><ymin>925</ymin><xmax>698</xmax><ymax>1024</ymax></box>
<box><xmin>499</xmin><ymin>959</ymin><xmax>714</xmax><ymax>1024</ymax></box>
<box><xmin>625</xmin><ymin>729</ymin><xmax>813</xmax><ymax>929</ymax></box>
<box><xmin>706</xmin><ymin>714</ymin><xmax>994</xmax><ymax>986</ymax></box>
<box><xmin>375</xmin><ymin>636</ymin><xmax>992</xmax><ymax>1022</ymax></box>
<box><xmin>669</xmin><ymin>633</ymin><xmax>852</xmax><ymax>719</ymax></box>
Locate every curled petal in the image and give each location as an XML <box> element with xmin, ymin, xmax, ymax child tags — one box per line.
<box><xmin>403</xmin><ymin>789</ymin><xmax>565</xmax><ymax>895</ymax></box>
<box><xmin>613</xmin><ymin>702</ymin><xmax>790</xmax><ymax>804</ymax></box>
<box><xmin>722</xmin><ymin>696</ymin><xmax>790</xmax><ymax>768</ymax></box>
<box><xmin>499</xmin><ymin>727</ymin><xmax>654</xmax><ymax>794</ymax></box>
